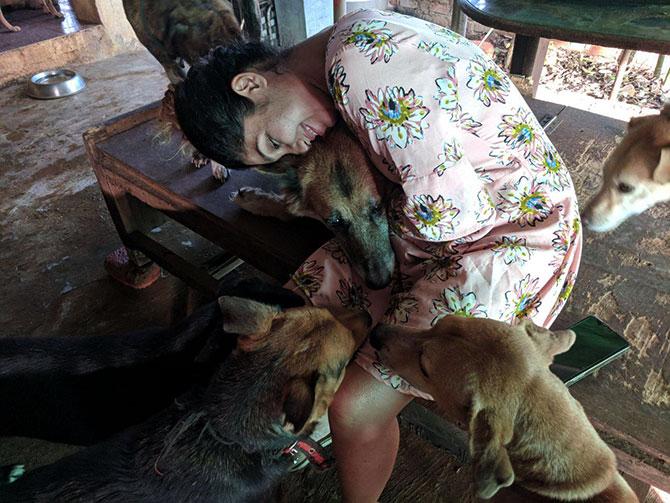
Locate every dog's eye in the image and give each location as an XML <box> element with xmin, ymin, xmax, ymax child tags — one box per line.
<box><xmin>617</xmin><ymin>182</ymin><xmax>634</xmax><ymax>193</ymax></box>
<box><xmin>329</xmin><ymin>213</ymin><xmax>349</xmax><ymax>229</ymax></box>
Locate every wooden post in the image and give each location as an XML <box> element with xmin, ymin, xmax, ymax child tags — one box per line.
<box><xmin>609</xmin><ymin>49</ymin><xmax>634</xmax><ymax>101</ymax></box>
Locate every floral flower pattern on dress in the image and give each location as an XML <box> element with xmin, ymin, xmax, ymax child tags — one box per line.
<box><xmin>385</xmin><ymin>293</ymin><xmax>420</xmax><ymax>324</ymax></box>
<box><xmin>433</xmin><ymin>139</ymin><xmax>463</xmax><ymax>176</ymax></box>
<box><xmin>328</xmin><ymin>60</ymin><xmax>350</xmax><ymax>107</ymax></box>
<box><xmin>454</xmin><ymin>111</ymin><xmax>483</xmax><ymax>136</ymax></box>
<box><xmin>466</xmin><ymin>56</ymin><xmax>510</xmax><ymax>107</ymax></box>
<box><xmin>323</xmin><ymin>240</ymin><xmax>350</xmax><ymax>264</ymax></box>
<box><xmin>421</xmin><ymin>242</ymin><xmax>463</xmax><ymax>282</ymax></box>
<box><xmin>496</xmin><ymin>176</ymin><xmax>552</xmax><ymax>227</ymax></box>
<box><xmin>426</xmin><ymin>23</ymin><xmax>469</xmax><ymax>45</ymax></box>
<box><xmin>360</xmin><ymin>86</ymin><xmax>430</xmax><ymax>149</ymax></box>
<box><xmin>550</xmin><ymin>271</ymin><xmax>576</xmax><ymax>318</ymax></box>
<box><xmin>291</xmin><ymin>260</ymin><xmax>324</xmax><ymax>297</ymax></box>
<box><xmin>405</xmin><ymin>194</ymin><xmax>460</xmax><ymax>239</ymax></box>
<box><xmin>502</xmin><ymin>274</ymin><xmax>542</xmax><ymax>323</ymax></box>
<box><xmin>430</xmin><ymin>286</ymin><xmax>487</xmax><ymax>325</ymax></box>
<box><xmin>342</xmin><ymin>19</ymin><xmax>398</xmax><ymax>64</ymax></box>
<box><xmin>372</xmin><ymin>359</ymin><xmax>405</xmax><ymax>390</ymax></box>
<box><xmin>434</xmin><ymin>71</ymin><xmax>459</xmax><ymax>117</ymax></box>
<box><xmin>530</xmin><ymin>141</ymin><xmax>570</xmax><ymax>191</ymax></box>
<box><xmin>496</xmin><ymin>108</ymin><xmax>541</xmax><ymax>158</ymax></box>
<box><xmin>475</xmin><ymin>166</ymin><xmax>493</xmax><ymax>183</ymax></box>
<box><xmin>492</xmin><ymin>236</ymin><xmax>532</xmax><ymax>265</ymax></box>
<box><xmin>335</xmin><ymin>278</ymin><xmax>371</xmax><ymax>311</ymax></box>
<box><xmin>418</xmin><ymin>40</ymin><xmax>459</xmax><ymax>63</ymax></box>
<box><xmin>476</xmin><ymin>189</ymin><xmax>496</xmax><ymax>224</ymax></box>
<box><xmin>383</xmin><ymin>157</ymin><xmax>416</xmax><ymax>183</ymax></box>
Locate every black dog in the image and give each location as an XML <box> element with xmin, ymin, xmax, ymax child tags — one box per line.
<box><xmin>0</xmin><ymin>281</ymin><xmax>303</xmax><ymax>445</ymax></box>
<box><xmin>1</xmin><ymin>283</ymin><xmax>364</xmax><ymax>502</ymax></box>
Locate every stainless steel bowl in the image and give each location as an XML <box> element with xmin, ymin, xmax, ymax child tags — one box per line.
<box><xmin>26</xmin><ymin>69</ymin><xmax>86</xmax><ymax>99</ymax></box>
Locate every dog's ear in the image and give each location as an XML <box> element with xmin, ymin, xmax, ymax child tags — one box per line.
<box><xmin>217</xmin><ymin>296</ymin><xmax>280</xmax><ymax>351</ymax></box>
<box><xmin>653</xmin><ymin>146</ymin><xmax>670</xmax><ymax>184</ymax></box>
<box><xmin>469</xmin><ymin>405</ymin><xmax>516</xmax><ymax>499</ymax></box>
<box><xmin>280</xmin><ymin>374</ymin><xmax>317</xmax><ymax>435</ymax></box>
<box><xmin>281</xmin><ymin>357</ymin><xmax>350</xmax><ymax>436</ymax></box>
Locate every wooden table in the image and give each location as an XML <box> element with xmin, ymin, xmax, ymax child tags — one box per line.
<box><xmin>84</xmin><ymin>98</ymin><xmax>670</xmax><ymax>494</ymax></box>
<box><xmin>453</xmin><ymin>0</ymin><xmax>670</xmax><ymax>96</ymax></box>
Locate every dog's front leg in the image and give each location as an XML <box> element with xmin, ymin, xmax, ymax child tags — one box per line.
<box><xmin>232</xmin><ymin>187</ymin><xmax>295</xmax><ymax>221</ymax></box>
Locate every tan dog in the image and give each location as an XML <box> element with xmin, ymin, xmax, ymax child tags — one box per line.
<box><xmin>232</xmin><ymin>123</ymin><xmax>396</xmax><ymax>290</ymax></box>
<box><xmin>582</xmin><ymin>105</ymin><xmax>670</xmax><ymax>232</ymax></box>
<box><xmin>372</xmin><ymin>316</ymin><xmax>637</xmax><ymax>502</ymax></box>
<box><xmin>0</xmin><ymin>0</ymin><xmax>62</xmax><ymax>32</ymax></box>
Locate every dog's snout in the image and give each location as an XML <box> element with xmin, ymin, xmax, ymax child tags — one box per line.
<box><xmin>365</xmin><ymin>273</ymin><xmax>392</xmax><ymax>291</ymax></box>
<box><xmin>363</xmin><ymin>256</ymin><xmax>395</xmax><ymax>290</ymax></box>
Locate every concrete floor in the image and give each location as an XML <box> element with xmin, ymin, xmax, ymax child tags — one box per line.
<box><xmin>0</xmin><ymin>49</ymin><xmax>483</xmax><ymax>502</ymax></box>
<box><xmin>1</xmin><ymin>48</ymin><xmax>667</xmax><ymax>501</ymax></box>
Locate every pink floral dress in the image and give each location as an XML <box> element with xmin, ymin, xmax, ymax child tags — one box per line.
<box><xmin>286</xmin><ymin>9</ymin><xmax>582</xmax><ymax>399</ymax></box>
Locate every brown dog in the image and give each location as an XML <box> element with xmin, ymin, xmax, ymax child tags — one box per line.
<box><xmin>372</xmin><ymin>316</ymin><xmax>638</xmax><ymax>502</ymax></box>
<box><xmin>232</xmin><ymin>123</ymin><xmax>396</xmax><ymax>290</ymax></box>
<box><xmin>582</xmin><ymin>105</ymin><xmax>670</xmax><ymax>232</ymax></box>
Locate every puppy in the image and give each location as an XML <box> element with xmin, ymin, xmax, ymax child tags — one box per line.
<box><xmin>1</xmin><ymin>294</ymin><xmax>368</xmax><ymax>502</ymax></box>
<box><xmin>232</xmin><ymin>123</ymin><xmax>396</xmax><ymax>290</ymax></box>
<box><xmin>582</xmin><ymin>105</ymin><xmax>670</xmax><ymax>232</ymax></box>
<box><xmin>372</xmin><ymin>316</ymin><xmax>638</xmax><ymax>502</ymax></box>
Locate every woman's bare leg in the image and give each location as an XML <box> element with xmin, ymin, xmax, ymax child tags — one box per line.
<box><xmin>329</xmin><ymin>363</ymin><xmax>413</xmax><ymax>503</ymax></box>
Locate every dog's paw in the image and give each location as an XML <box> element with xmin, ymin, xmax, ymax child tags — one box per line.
<box><xmin>230</xmin><ymin>187</ymin><xmax>264</xmax><ymax>203</ymax></box>
<box><xmin>211</xmin><ymin>162</ymin><xmax>230</xmax><ymax>183</ymax></box>
<box><xmin>191</xmin><ymin>151</ymin><xmax>210</xmax><ymax>169</ymax></box>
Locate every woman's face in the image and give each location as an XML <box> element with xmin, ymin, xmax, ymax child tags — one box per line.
<box><xmin>232</xmin><ymin>71</ymin><xmax>337</xmax><ymax>165</ymax></box>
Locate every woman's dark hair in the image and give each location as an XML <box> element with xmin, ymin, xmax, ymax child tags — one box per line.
<box><xmin>174</xmin><ymin>40</ymin><xmax>281</xmax><ymax>168</ymax></box>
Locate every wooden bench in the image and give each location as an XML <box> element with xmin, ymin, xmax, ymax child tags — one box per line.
<box><xmin>84</xmin><ymin>98</ymin><xmax>670</xmax><ymax>495</ymax></box>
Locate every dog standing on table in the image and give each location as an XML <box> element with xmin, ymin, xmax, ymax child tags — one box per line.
<box><xmin>371</xmin><ymin>316</ymin><xmax>638</xmax><ymax>502</ymax></box>
<box><xmin>232</xmin><ymin>122</ymin><xmax>396</xmax><ymax>291</ymax></box>
<box><xmin>582</xmin><ymin>105</ymin><xmax>670</xmax><ymax>232</ymax></box>
<box><xmin>1</xmin><ymin>290</ymin><xmax>368</xmax><ymax>502</ymax></box>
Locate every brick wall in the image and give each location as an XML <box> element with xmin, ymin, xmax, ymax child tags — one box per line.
<box><xmin>390</xmin><ymin>0</ymin><xmax>453</xmax><ymax>27</ymax></box>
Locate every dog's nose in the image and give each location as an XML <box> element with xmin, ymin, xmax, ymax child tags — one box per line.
<box><xmin>368</xmin><ymin>325</ymin><xmax>386</xmax><ymax>350</ymax></box>
<box><xmin>369</xmin><ymin>331</ymin><xmax>382</xmax><ymax>350</ymax></box>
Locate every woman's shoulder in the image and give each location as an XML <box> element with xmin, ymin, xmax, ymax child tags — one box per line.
<box><xmin>326</xmin><ymin>9</ymin><xmax>476</xmax><ymax>69</ymax></box>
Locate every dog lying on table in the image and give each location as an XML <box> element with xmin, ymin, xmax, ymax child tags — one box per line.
<box><xmin>582</xmin><ymin>104</ymin><xmax>670</xmax><ymax>232</ymax></box>
<box><xmin>371</xmin><ymin>316</ymin><xmax>638</xmax><ymax>502</ymax></box>
<box><xmin>232</xmin><ymin>122</ymin><xmax>396</xmax><ymax>291</ymax></box>
<box><xmin>0</xmin><ymin>283</ymin><xmax>368</xmax><ymax>502</ymax></box>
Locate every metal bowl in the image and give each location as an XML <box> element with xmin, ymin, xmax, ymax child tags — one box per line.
<box><xmin>26</xmin><ymin>69</ymin><xmax>86</xmax><ymax>100</ymax></box>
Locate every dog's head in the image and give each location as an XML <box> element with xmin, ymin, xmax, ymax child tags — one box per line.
<box><xmin>270</xmin><ymin>124</ymin><xmax>395</xmax><ymax>290</ymax></box>
<box><xmin>371</xmin><ymin>316</ymin><xmax>576</xmax><ymax>499</ymax></box>
<box><xmin>215</xmin><ymin>295</ymin><xmax>369</xmax><ymax>443</ymax></box>
<box><xmin>582</xmin><ymin>105</ymin><xmax>670</xmax><ymax>232</ymax></box>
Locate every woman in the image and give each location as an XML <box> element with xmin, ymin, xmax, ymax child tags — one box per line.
<box><xmin>175</xmin><ymin>9</ymin><xmax>582</xmax><ymax>502</ymax></box>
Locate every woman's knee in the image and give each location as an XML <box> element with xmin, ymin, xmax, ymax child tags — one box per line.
<box><xmin>329</xmin><ymin>364</ymin><xmax>412</xmax><ymax>441</ymax></box>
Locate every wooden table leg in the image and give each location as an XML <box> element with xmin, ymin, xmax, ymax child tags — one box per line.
<box><xmin>510</xmin><ymin>35</ymin><xmax>550</xmax><ymax>97</ymax></box>
<box><xmin>97</xmin><ymin>178</ymin><xmax>165</xmax><ymax>288</ymax></box>
<box><xmin>451</xmin><ymin>0</ymin><xmax>468</xmax><ymax>35</ymax></box>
